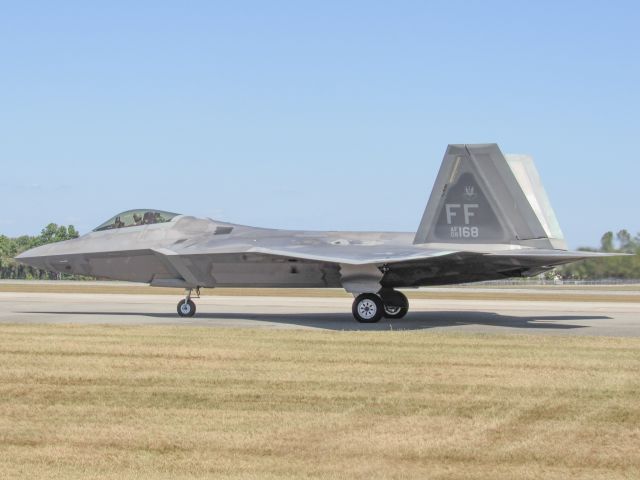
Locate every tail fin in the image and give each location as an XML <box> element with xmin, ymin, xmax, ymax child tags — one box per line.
<box><xmin>413</xmin><ymin>144</ymin><xmax>566</xmax><ymax>249</ymax></box>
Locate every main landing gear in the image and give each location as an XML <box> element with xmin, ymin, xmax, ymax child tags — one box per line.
<box><xmin>351</xmin><ymin>289</ymin><xmax>409</xmax><ymax>323</ymax></box>
<box><xmin>174</xmin><ymin>287</ymin><xmax>408</xmax><ymax>323</ymax></box>
<box><xmin>177</xmin><ymin>287</ymin><xmax>200</xmax><ymax>318</ymax></box>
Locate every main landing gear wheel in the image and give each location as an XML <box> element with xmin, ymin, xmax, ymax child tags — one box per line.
<box><xmin>383</xmin><ymin>304</ymin><xmax>408</xmax><ymax>319</ymax></box>
<box><xmin>352</xmin><ymin>293</ymin><xmax>384</xmax><ymax>323</ymax></box>
<box><xmin>177</xmin><ymin>298</ymin><xmax>196</xmax><ymax>317</ymax></box>
<box><xmin>379</xmin><ymin>290</ymin><xmax>409</xmax><ymax>319</ymax></box>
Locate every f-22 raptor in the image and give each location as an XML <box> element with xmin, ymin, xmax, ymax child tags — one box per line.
<box><xmin>17</xmin><ymin>144</ymin><xmax>614</xmax><ymax>323</ymax></box>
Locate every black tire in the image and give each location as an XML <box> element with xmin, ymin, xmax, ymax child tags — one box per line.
<box><xmin>379</xmin><ymin>290</ymin><xmax>409</xmax><ymax>319</ymax></box>
<box><xmin>383</xmin><ymin>304</ymin><xmax>408</xmax><ymax>319</ymax></box>
<box><xmin>352</xmin><ymin>293</ymin><xmax>384</xmax><ymax>323</ymax></box>
<box><xmin>177</xmin><ymin>299</ymin><xmax>196</xmax><ymax>317</ymax></box>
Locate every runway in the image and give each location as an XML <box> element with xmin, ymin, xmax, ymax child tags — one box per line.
<box><xmin>1</xmin><ymin>290</ymin><xmax>639</xmax><ymax>337</ymax></box>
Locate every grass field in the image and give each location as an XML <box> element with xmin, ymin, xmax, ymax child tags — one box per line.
<box><xmin>1</xmin><ymin>325</ymin><xmax>639</xmax><ymax>479</ymax></box>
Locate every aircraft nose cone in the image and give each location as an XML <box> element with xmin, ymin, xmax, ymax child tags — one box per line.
<box><xmin>15</xmin><ymin>246</ymin><xmax>50</xmax><ymax>270</ymax></box>
<box><xmin>15</xmin><ymin>239</ymin><xmax>85</xmax><ymax>274</ymax></box>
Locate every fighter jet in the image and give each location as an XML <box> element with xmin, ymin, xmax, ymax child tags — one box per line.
<box><xmin>16</xmin><ymin>144</ymin><xmax>617</xmax><ymax>322</ymax></box>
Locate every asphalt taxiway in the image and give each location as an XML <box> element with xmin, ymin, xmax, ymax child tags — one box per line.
<box><xmin>1</xmin><ymin>291</ymin><xmax>639</xmax><ymax>337</ymax></box>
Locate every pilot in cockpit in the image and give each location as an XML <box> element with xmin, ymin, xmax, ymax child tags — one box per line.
<box><xmin>113</xmin><ymin>216</ymin><xmax>125</xmax><ymax>228</ymax></box>
<box><xmin>142</xmin><ymin>211</ymin><xmax>155</xmax><ymax>224</ymax></box>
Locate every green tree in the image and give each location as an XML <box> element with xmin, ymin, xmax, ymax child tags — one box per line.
<box><xmin>600</xmin><ymin>231</ymin><xmax>614</xmax><ymax>252</ymax></box>
<box><xmin>617</xmin><ymin>229</ymin><xmax>633</xmax><ymax>252</ymax></box>
<box><xmin>561</xmin><ymin>228</ymin><xmax>640</xmax><ymax>280</ymax></box>
<box><xmin>0</xmin><ymin>224</ymin><xmax>82</xmax><ymax>279</ymax></box>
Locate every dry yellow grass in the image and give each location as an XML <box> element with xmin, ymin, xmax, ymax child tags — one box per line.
<box><xmin>1</xmin><ymin>325</ymin><xmax>639</xmax><ymax>479</ymax></box>
<box><xmin>1</xmin><ymin>282</ymin><xmax>638</xmax><ymax>303</ymax></box>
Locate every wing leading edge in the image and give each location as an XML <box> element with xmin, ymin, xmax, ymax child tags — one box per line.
<box><xmin>248</xmin><ymin>244</ymin><xmax>458</xmax><ymax>265</ymax></box>
<box><xmin>169</xmin><ymin>239</ymin><xmax>616</xmax><ymax>267</ymax></box>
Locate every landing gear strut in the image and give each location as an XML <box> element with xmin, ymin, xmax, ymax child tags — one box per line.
<box><xmin>177</xmin><ymin>287</ymin><xmax>200</xmax><ymax>317</ymax></box>
<box><xmin>351</xmin><ymin>289</ymin><xmax>409</xmax><ymax>323</ymax></box>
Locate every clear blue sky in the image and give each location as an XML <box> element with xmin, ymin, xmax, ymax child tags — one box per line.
<box><xmin>1</xmin><ymin>1</ymin><xmax>638</xmax><ymax>248</ymax></box>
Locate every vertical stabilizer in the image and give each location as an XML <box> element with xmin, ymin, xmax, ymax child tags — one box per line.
<box><xmin>413</xmin><ymin>144</ymin><xmax>566</xmax><ymax>249</ymax></box>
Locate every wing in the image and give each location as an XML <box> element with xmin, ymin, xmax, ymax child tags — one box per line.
<box><xmin>155</xmin><ymin>236</ymin><xmax>623</xmax><ymax>290</ymax></box>
<box><xmin>249</xmin><ymin>244</ymin><xmax>457</xmax><ymax>265</ymax></box>
<box><xmin>169</xmin><ymin>235</ymin><xmax>617</xmax><ymax>267</ymax></box>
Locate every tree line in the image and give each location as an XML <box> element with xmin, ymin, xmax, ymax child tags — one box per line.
<box><xmin>0</xmin><ymin>224</ymin><xmax>80</xmax><ymax>279</ymax></box>
<box><xmin>0</xmin><ymin>224</ymin><xmax>638</xmax><ymax>280</ymax></box>
<box><xmin>558</xmin><ymin>230</ymin><xmax>640</xmax><ymax>280</ymax></box>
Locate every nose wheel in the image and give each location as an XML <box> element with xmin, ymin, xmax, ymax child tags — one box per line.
<box><xmin>177</xmin><ymin>287</ymin><xmax>199</xmax><ymax>317</ymax></box>
<box><xmin>177</xmin><ymin>298</ymin><xmax>196</xmax><ymax>317</ymax></box>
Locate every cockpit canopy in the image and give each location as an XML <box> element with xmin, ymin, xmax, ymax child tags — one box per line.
<box><xmin>93</xmin><ymin>209</ymin><xmax>180</xmax><ymax>232</ymax></box>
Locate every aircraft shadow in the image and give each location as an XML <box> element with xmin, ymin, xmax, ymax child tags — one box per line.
<box><xmin>22</xmin><ymin>310</ymin><xmax>612</xmax><ymax>332</ymax></box>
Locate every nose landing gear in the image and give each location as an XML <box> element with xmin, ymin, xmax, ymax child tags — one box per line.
<box><xmin>177</xmin><ymin>287</ymin><xmax>200</xmax><ymax>317</ymax></box>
